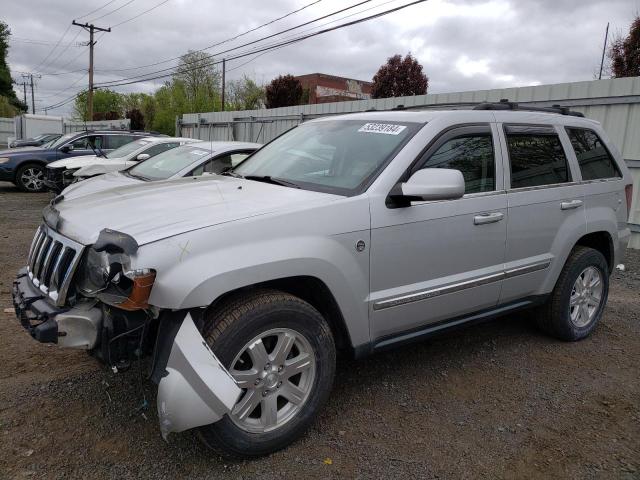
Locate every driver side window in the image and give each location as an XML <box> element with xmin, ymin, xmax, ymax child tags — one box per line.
<box><xmin>418</xmin><ymin>130</ymin><xmax>495</xmax><ymax>194</ymax></box>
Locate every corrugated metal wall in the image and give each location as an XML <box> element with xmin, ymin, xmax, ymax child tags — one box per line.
<box><xmin>0</xmin><ymin>117</ymin><xmax>13</xmax><ymax>147</ymax></box>
<box><xmin>179</xmin><ymin>77</ymin><xmax>640</xmax><ymax>248</ymax></box>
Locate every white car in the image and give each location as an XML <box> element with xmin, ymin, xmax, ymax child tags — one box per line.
<box><xmin>45</xmin><ymin>136</ymin><xmax>199</xmax><ymax>192</ymax></box>
<box><xmin>61</xmin><ymin>141</ymin><xmax>262</xmax><ymax>200</ymax></box>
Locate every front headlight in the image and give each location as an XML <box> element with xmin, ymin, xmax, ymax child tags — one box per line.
<box><xmin>76</xmin><ymin>248</ymin><xmax>156</xmax><ymax>311</ymax></box>
<box><xmin>0</xmin><ymin>157</ymin><xmax>9</xmax><ymax>164</ymax></box>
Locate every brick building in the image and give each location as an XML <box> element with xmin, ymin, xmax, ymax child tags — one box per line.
<box><xmin>294</xmin><ymin>73</ymin><xmax>373</xmax><ymax>104</ymax></box>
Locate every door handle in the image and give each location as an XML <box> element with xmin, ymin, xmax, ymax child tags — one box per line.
<box><xmin>561</xmin><ymin>200</ymin><xmax>583</xmax><ymax>210</ymax></box>
<box><xmin>474</xmin><ymin>212</ymin><xmax>504</xmax><ymax>225</ymax></box>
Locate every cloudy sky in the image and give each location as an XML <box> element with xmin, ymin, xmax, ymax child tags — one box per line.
<box><xmin>4</xmin><ymin>0</ymin><xmax>639</xmax><ymax>116</ymax></box>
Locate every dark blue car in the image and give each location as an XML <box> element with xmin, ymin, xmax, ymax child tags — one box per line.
<box><xmin>0</xmin><ymin>130</ymin><xmax>160</xmax><ymax>192</ymax></box>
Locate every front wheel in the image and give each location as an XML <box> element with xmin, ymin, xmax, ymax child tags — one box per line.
<box><xmin>536</xmin><ymin>246</ymin><xmax>609</xmax><ymax>341</ymax></box>
<box><xmin>15</xmin><ymin>163</ymin><xmax>46</xmax><ymax>192</ymax></box>
<box><xmin>198</xmin><ymin>290</ymin><xmax>336</xmax><ymax>458</ymax></box>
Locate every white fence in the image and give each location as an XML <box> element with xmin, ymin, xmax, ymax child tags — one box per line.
<box><xmin>0</xmin><ymin>117</ymin><xmax>13</xmax><ymax>147</ymax></box>
<box><xmin>179</xmin><ymin>77</ymin><xmax>640</xmax><ymax>248</ymax></box>
<box><xmin>64</xmin><ymin>118</ymin><xmax>131</xmax><ymax>133</ymax></box>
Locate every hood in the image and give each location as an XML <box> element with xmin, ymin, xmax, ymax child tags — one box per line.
<box><xmin>48</xmin><ymin>154</ymin><xmax>104</xmax><ymax>169</ymax></box>
<box><xmin>61</xmin><ymin>171</ymin><xmax>142</xmax><ymax>200</ymax></box>
<box><xmin>74</xmin><ymin>161</ymin><xmax>129</xmax><ymax>177</ymax></box>
<box><xmin>55</xmin><ymin>175</ymin><xmax>342</xmax><ymax>246</ymax></box>
<box><xmin>0</xmin><ymin>146</ymin><xmax>45</xmax><ymax>156</ymax></box>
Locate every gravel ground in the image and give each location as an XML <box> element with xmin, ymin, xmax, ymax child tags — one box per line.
<box><xmin>0</xmin><ymin>181</ymin><xmax>639</xmax><ymax>479</ymax></box>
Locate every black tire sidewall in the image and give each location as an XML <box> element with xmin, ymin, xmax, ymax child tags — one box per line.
<box><xmin>552</xmin><ymin>249</ymin><xmax>609</xmax><ymax>340</ymax></box>
<box><xmin>199</xmin><ymin>296</ymin><xmax>336</xmax><ymax>457</ymax></box>
<box><xmin>16</xmin><ymin>163</ymin><xmax>46</xmax><ymax>192</ymax></box>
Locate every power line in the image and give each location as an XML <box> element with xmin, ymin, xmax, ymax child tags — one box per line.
<box><xmin>96</xmin><ymin>0</ymin><xmax>372</xmax><ymax>85</ymax></box>
<box><xmin>97</xmin><ymin>0</ymin><xmax>428</xmax><ymax>89</ymax></box>
<box><xmin>37</xmin><ymin>29</ymin><xmax>83</xmax><ymax>74</ymax></box>
<box><xmin>32</xmin><ymin>23</ymin><xmax>72</xmax><ymax>73</ymax></box>
<box><xmin>76</xmin><ymin>0</ymin><xmax>119</xmax><ymax>20</ymax></box>
<box><xmin>89</xmin><ymin>0</ymin><xmax>137</xmax><ymax>22</ymax></box>
<box><xmin>111</xmin><ymin>0</ymin><xmax>171</xmax><ymax>28</ymax></box>
<box><xmin>93</xmin><ymin>0</ymin><xmax>324</xmax><ymax>74</ymax></box>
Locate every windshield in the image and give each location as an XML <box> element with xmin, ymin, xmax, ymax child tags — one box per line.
<box><xmin>49</xmin><ymin>133</ymin><xmax>78</xmax><ymax>149</ymax></box>
<box><xmin>234</xmin><ymin>120</ymin><xmax>420</xmax><ymax>195</ymax></box>
<box><xmin>128</xmin><ymin>144</ymin><xmax>212</xmax><ymax>180</ymax></box>
<box><xmin>106</xmin><ymin>139</ymin><xmax>152</xmax><ymax>159</ymax></box>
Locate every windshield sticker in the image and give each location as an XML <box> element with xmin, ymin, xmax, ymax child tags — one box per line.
<box><xmin>358</xmin><ymin>123</ymin><xmax>407</xmax><ymax>135</ymax></box>
<box><xmin>190</xmin><ymin>150</ymin><xmax>208</xmax><ymax>155</ymax></box>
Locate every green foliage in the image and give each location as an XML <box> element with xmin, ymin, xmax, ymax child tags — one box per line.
<box><xmin>226</xmin><ymin>76</ymin><xmax>265</xmax><ymax>110</ymax></box>
<box><xmin>0</xmin><ymin>95</ymin><xmax>19</xmax><ymax>117</ymax></box>
<box><xmin>0</xmin><ymin>21</ymin><xmax>23</xmax><ymax>110</ymax></box>
<box><xmin>73</xmin><ymin>89</ymin><xmax>123</xmax><ymax>121</ymax></box>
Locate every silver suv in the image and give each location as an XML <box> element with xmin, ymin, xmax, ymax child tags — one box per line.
<box><xmin>12</xmin><ymin>105</ymin><xmax>633</xmax><ymax>457</ymax></box>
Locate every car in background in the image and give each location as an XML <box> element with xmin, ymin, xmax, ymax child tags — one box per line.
<box><xmin>0</xmin><ymin>130</ymin><xmax>165</xmax><ymax>192</ymax></box>
<box><xmin>61</xmin><ymin>141</ymin><xmax>262</xmax><ymax>200</ymax></box>
<box><xmin>45</xmin><ymin>136</ymin><xmax>199</xmax><ymax>193</ymax></box>
<box><xmin>9</xmin><ymin>133</ymin><xmax>62</xmax><ymax>149</ymax></box>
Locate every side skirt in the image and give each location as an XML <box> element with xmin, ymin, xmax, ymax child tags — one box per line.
<box><xmin>353</xmin><ymin>295</ymin><xmax>548</xmax><ymax>358</ymax></box>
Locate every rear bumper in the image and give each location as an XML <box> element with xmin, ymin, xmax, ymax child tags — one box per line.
<box><xmin>12</xmin><ymin>267</ymin><xmax>102</xmax><ymax>349</ymax></box>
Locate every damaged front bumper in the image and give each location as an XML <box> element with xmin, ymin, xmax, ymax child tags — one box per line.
<box><xmin>156</xmin><ymin>313</ymin><xmax>241</xmax><ymax>439</ymax></box>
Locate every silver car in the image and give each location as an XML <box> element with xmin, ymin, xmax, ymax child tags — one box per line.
<box><xmin>12</xmin><ymin>106</ymin><xmax>633</xmax><ymax>458</ymax></box>
<box><xmin>61</xmin><ymin>141</ymin><xmax>262</xmax><ymax>200</ymax></box>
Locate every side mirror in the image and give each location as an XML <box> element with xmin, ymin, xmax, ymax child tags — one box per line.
<box><xmin>60</xmin><ymin>145</ymin><xmax>74</xmax><ymax>153</ymax></box>
<box><xmin>136</xmin><ymin>153</ymin><xmax>150</xmax><ymax>161</ymax></box>
<box><xmin>392</xmin><ymin>168</ymin><xmax>465</xmax><ymax>202</ymax></box>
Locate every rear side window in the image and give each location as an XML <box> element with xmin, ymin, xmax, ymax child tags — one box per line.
<box><xmin>419</xmin><ymin>133</ymin><xmax>495</xmax><ymax>193</ymax></box>
<box><xmin>106</xmin><ymin>135</ymin><xmax>135</xmax><ymax>149</ymax></box>
<box><xmin>565</xmin><ymin>128</ymin><xmax>621</xmax><ymax>180</ymax></box>
<box><xmin>505</xmin><ymin>125</ymin><xmax>570</xmax><ymax>189</ymax></box>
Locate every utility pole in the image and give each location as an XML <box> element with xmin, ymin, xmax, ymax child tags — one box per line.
<box><xmin>599</xmin><ymin>22</ymin><xmax>610</xmax><ymax>80</ymax></box>
<box><xmin>221</xmin><ymin>58</ymin><xmax>226</xmax><ymax>111</ymax></box>
<box><xmin>21</xmin><ymin>73</ymin><xmax>41</xmax><ymax>114</ymax></box>
<box><xmin>72</xmin><ymin>21</ymin><xmax>111</xmax><ymax>121</ymax></box>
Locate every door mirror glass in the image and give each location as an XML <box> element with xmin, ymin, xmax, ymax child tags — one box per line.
<box><xmin>136</xmin><ymin>153</ymin><xmax>151</xmax><ymax>161</ymax></box>
<box><xmin>396</xmin><ymin>168</ymin><xmax>465</xmax><ymax>201</ymax></box>
<box><xmin>60</xmin><ymin>144</ymin><xmax>74</xmax><ymax>153</ymax></box>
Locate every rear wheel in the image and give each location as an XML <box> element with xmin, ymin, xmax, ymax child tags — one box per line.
<box><xmin>15</xmin><ymin>163</ymin><xmax>46</xmax><ymax>192</ymax></box>
<box><xmin>536</xmin><ymin>246</ymin><xmax>609</xmax><ymax>341</ymax></box>
<box><xmin>197</xmin><ymin>290</ymin><xmax>336</xmax><ymax>458</ymax></box>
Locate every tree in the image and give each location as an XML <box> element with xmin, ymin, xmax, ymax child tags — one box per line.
<box><xmin>73</xmin><ymin>88</ymin><xmax>123</xmax><ymax>121</ymax></box>
<box><xmin>265</xmin><ymin>74</ymin><xmax>302</xmax><ymax>108</ymax></box>
<box><xmin>126</xmin><ymin>108</ymin><xmax>144</xmax><ymax>130</ymax></box>
<box><xmin>371</xmin><ymin>53</ymin><xmax>428</xmax><ymax>99</ymax></box>
<box><xmin>0</xmin><ymin>21</ymin><xmax>26</xmax><ymax>113</ymax></box>
<box><xmin>173</xmin><ymin>50</ymin><xmax>221</xmax><ymax>111</ymax></box>
<box><xmin>226</xmin><ymin>75</ymin><xmax>265</xmax><ymax>110</ymax></box>
<box><xmin>609</xmin><ymin>15</ymin><xmax>640</xmax><ymax>78</ymax></box>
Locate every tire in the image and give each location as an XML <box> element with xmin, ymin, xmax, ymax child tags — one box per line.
<box><xmin>197</xmin><ymin>289</ymin><xmax>336</xmax><ymax>458</ymax></box>
<box><xmin>15</xmin><ymin>163</ymin><xmax>46</xmax><ymax>192</ymax></box>
<box><xmin>536</xmin><ymin>246</ymin><xmax>609</xmax><ymax>341</ymax></box>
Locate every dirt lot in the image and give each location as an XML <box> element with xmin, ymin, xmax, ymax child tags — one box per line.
<box><xmin>0</xmin><ymin>181</ymin><xmax>638</xmax><ymax>480</ymax></box>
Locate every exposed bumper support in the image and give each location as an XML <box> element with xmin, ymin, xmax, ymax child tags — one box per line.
<box><xmin>157</xmin><ymin>313</ymin><xmax>241</xmax><ymax>440</ymax></box>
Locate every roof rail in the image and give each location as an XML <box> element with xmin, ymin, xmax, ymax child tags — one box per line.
<box><xmin>473</xmin><ymin>99</ymin><xmax>584</xmax><ymax>117</ymax></box>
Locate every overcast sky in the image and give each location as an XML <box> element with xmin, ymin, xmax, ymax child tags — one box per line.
<box><xmin>4</xmin><ymin>0</ymin><xmax>639</xmax><ymax>116</ymax></box>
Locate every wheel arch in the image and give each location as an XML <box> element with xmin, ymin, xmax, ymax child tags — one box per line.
<box><xmin>204</xmin><ymin>276</ymin><xmax>355</xmax><ymax>355</ymax></box>
<box><xmin>574</xmin><ymin>230</ymin><xmax>614</xmax><ymax>273</ymax></box>
<box><xmin>13</xmin><ymin>159</ymin><xmax>47</xmax><ymax>183</ymax></box>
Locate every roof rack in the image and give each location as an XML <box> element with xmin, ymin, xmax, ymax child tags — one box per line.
<box><xmin>473</xmin><ymin>99</ymin><xmax>584</xmax><ymax>117</ymax></box>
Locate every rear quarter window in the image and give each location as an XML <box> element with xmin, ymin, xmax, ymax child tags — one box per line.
<box><xmin>565</xmin><ymin>128</ymin><xmax>621</xmax><ymax>180</ymax></box>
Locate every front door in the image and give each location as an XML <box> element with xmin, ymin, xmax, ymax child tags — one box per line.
<box><xmin>369</xmin><ymin>124</ymin><xmax>507</xmax><ymax>341</ymax></box>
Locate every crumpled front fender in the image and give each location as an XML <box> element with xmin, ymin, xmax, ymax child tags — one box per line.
<box><xmin>157</xmin><ymin>313</ymin><xmax>241</xmax><ymax>439</ymax></box>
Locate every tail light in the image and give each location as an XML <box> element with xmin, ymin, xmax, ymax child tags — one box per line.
<box><xmin>625</xmin><ymin>184</ymin><xmax>634</xmax><ymax>213</ymax></box>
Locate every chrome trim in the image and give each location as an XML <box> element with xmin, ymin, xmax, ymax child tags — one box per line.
<box><xmin>507</xmin><ymin>181</ymin><xmax>581</xmax><ymax>193</ymax></box>
<box><xmin>373</xmin><ymin>272</ymin><xmax>504</xmax><ymax>311</ymax></box>
<box><xmin>373</xmin><ymin>260</ymin><xmax>551</xmax><ymax>311</ymax></box>
<box><xmin>25</xmin><ymin>224</ymin><xmax>85</xmax><ymax>307</ymax></box>
<box><xmin>504</xmin><ymin>260</ymin><xmax>551</xmax><ymax>278</ymax></box>
<box><xmin>463</xmin><ymin>190</ymin><xmax>507</xmax><ymax>199</ymax></box>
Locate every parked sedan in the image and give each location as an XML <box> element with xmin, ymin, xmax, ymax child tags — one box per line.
<box><xmin>45</xmin><ymin>136</ymin><xmax>198</xmax><ymax>192</ymax></box>
<box><xmin>9</xmin><ymin>133</ymin><xmax>62</xmax><ymax>148</ymax></box>
<box><xmin>61</xmin><ymin>141</ymin><xmax>262</xmax><ymax>200</ymax></box>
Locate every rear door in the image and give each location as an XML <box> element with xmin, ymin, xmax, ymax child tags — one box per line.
<box><xmin>499</xmin><ymin>124</ymin><xmax>586</xmax><ymax>303</ymax></box>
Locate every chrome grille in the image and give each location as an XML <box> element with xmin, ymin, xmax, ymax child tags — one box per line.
<box><xmin>26</xmin><ymin>225</ymin><xmax>84</xmax><ymax>306</ymax></box>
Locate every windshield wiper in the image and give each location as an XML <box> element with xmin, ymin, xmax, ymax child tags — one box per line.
<box><xmin>220</xmin><ymin>170</ymin><xmax>243</xmax><ymax>178</ymax></box>
<box><xmin>125</xmin><ymin>170</ymin><xmax>152</xmax><ymax>181</ymax></box>
<box><xmin>243</xmin><ymin>175</ymin><xmax>301</xmax><ymax>189</ymax></box>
